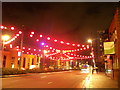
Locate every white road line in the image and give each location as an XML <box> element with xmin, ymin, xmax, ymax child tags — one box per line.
<box><xmin>41</xmin><ymin>76</ymin><xmax>47</xmax><ymax>78</ymax></box>
<box><xmin>48</xmin><ymin>82</ymin><xmax>53</xmax><ymax>84</ymax></box>
<box><xmin>46</xmin><ymin>73</ymin><xmax>52</xmax><ymax>74</ymax></box>
<box><xmin>53</xmin><ymin>72</ymin><xmax>63</xmax><ymax>73</ymax></box>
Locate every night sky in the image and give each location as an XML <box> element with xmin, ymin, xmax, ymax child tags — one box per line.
<box><xmin>2</xmin><ymin>2</ymin><xmax>118</xmax><ymax>48</ymax></box>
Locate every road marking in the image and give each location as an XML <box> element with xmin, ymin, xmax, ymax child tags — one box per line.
<box><xmin>46</xmin><ymin>73</ymin><xmax>52</xmax><ymax>74</ymax></box>
<box><xmin>48</xmin><ymin>82</ymin><xmax>53</xmax><ymax>84</ymax></box>
<box><xmin>53</xmin><ymin>72</ymin><xmax>63</xmax><ymax>74</ymax></box>
<box><xmin>82</xmin><ymin>74</ymin><xmax>92</xmax><ymax>88</ymax></box>
<box><xmin>41</xmin><ymin>76</ymin><xmax>47</xmax><ymax>78</ymax></box>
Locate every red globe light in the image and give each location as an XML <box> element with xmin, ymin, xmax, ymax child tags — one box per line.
<box><xmin>77</xmin><ymin>49</ymin><xmax>79</xmax><ymax>51</ymax></box>
<box><xmin>60</xmin><ymin>41</ymin><xmax>64</xmax><ymax>44</ymax></box>
<box><xmin>54</xmin><ymin>39</ymin><xmax>57</xmax><ymax>42</ymax></box>
<box><xmin>50</xmin><ymin>47</ymin><xmax>52</xmax><ymax>49</ymax></box>
<box><xmin>0</xmin><ymin>26</ymin><xmax>4</xmax><ymax>29</ymax></box>
<box><xmin>46</xmin><ymin>45</ymin><xmax>48</xmax><ymax>47</ymax></box>
<box><xmin>16</xmin><ymin>46</ymin><xmax>19</xmax><ymax>48</ymax></box>
<box><xmin>53</xmin><ymin>49</ymin><xmax>55</xmax><ymax>50</ymax></box>
<box><xmin>16</xmin><ymin>49</ymin><xmax>19</xmax><ymax>51</ymax></box>
<box><xmin>82</xmin><ymin>45</ymin><xmax>85</xmax><ymax>47</ymax></box>
<box><xmin>40</xmin><ymin>35</ymin><xmax>42</xmax><ymax>37</ymax></box>
<box><xmin>16</xmin><ymin>34</ymin><xmax>19</xmax><ymax>36</ymax></box>
<box><xmin>23</xmin><ymin>47</ymin><xmax>25</xmax><ymax>49</ymax></box>
<box><xmin>10</xmin><ymin>44</ymin><xmax>12</xmax><ymax>48</ymax></box>
<box><xmin>66</xmin><ymin>43</ymin><xmax>70</xmax><ymax>45</ymax></box>
<box><xmin>80</xmin><ymin>48</ymin><xmax>83</xmax><ymax>50</ymax></box>
<box><xmin>77</xmin><ymin>44</ymin><xmax>80</xmax><ymax>47</ymax></box>
<box><xmin>52</xmin><ymin>50</ymin><xmax>54</xmax><ymax>52</ymax></box>
<box><xmin>30</xmin><ymin>34</ymin><xmax>33</xmax><ymax>37</ymax></box>
<box><xmin>31</xmin><ymin>32</ymin><xmax>34</xmax><ymax>34</ymax></box>
<box><xmin>47</xmin><ymin>37</ymin><xmax>50</xmax><ymax>40</ymax></box>
<box><xmin>11</xmin><ymin>27</ymin><xmax>14</xmax><ymax>30</ymax></box>
<box><xmin>19</xmin><ymin>31</ymin><xmax>22</xmax><ymax>34</ymax></box>
<box><xmin>36</xmin><ymin>39</ymin><xmax>39</xmax><ymax>42</ymax></box>
<box><xmin>72</xmin><ymin>44</ymin><xmax>75</xmax><ymax>46</ymax></box>
<box><xmin>87</xmin><ymin>45</ymin><xmax>89</xmax><ymax>49</ymax></box>
<box><xmin>68</xmin><ymin>53</ymin><xmax>70</xmax><ymax>54</ymax></box>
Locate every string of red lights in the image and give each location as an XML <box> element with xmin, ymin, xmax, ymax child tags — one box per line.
<box><xmin>0</xmin><ymin>25</ymin><xmax>15</xmax><ymax>30</ymax></box>
<box><xmin>2</xmin><ymin>25</ymin><xmax>92</xmax><ymax>61</ymax></box>
<box><xmin>4</xmin><ymin>31</ymin><xmax>22</xmax><ymax>44</ymax></box>
<box><xmin>29</xmin><ymin>31</ymin><xmax>90</xmax><ymax>48</ymax></box>
<box><xmin>7</xmin><ymin>45</ymin><xmax>93</xmax><ymax>60</ymax></box>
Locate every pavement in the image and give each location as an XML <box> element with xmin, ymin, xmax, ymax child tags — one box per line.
<box><xmin>1</xmin><ymin>71</ymin><xmax>119</xmax><ymax>88</ymax></box>
<box><xmin>83</xmin><ymin>72</ymin><xmax>119</xmax><ymax>88</ymax></box>
<box><xmin>0</xmin><ymin>73</ymin><xmax>40</xmax><ymax>78</ymax></box>
<box><xmin>2</xmin><ymin>70</ymin><xmax>88</xmax><ymax>88</ymax></box>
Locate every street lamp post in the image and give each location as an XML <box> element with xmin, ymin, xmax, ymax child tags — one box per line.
<box><xmin>88</xmin><ymin>39</ymin><xmax>96</xmax><ymax>68</ymax></box>
<box><xmin>19</xmin><ymin>25</ymin><xmax>24</xmax><ymax>69</ymax></box>
<box><xmin>43</xmin><ymin>50</ymin><xmax>47</xmax><ymax>69</ymax></box>
<box><xmin>19</xmin><ymin>32</ymin><xmax>23</xmax><ymax>69</ymax></box>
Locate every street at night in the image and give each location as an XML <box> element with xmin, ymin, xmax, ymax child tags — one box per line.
<box><xmin>2</xmin><ymin>70</ymin><xmax>88</xmax><ymax>88</ymax></box>
<box><xmin>1</xmin><ymin>1</ymin><xmax>120</xmax><ymax>89</ymax></box>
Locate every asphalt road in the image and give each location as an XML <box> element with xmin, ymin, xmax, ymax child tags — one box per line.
<box><xmin>2</xmin><ymin>70</ymin><xmax>89</xmax><ymax>88</ymax></box>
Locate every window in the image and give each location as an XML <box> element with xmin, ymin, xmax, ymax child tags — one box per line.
<box><xmin>37</xmin><ymin>57</ymin><xmax>39</xmax><ymax>63</ymax></box>
<box><xmin>3</xmin><ymin>55</ymin><xmax>6</xmax><ymax>67</ymax></box>
<box><xmin>11</xmin><ymin>57</ymin><xmax>15</xmax><ymax>65</ymax></box>
<box><xmin>28</xmin><ymin>58</ymin><xmax>30</xmax><ymax>68</ymax></box>
<box><xmin>23</xmin><ymin>57</ymin><xmax>26</xmax><ymax>68</ymax></box>
<box><xmin>32</xmin><ymin>58</ymin><xmax>34</xmax><ymax>65</ymax></box>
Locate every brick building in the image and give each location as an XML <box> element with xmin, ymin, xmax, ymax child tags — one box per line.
<box><xmin>1</xmin><ymin>49</ymin><xmax>41</xmax><ymax>69</ymax></box>
<box><xmin>108</xmin><ymin>6</ymin><xmax>120</xmax><ymax>80</ymax></box>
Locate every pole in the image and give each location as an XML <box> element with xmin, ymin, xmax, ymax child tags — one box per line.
<box><xmin>91</xmin><ymin>42</ymin><xmax>96</xmax><ymax>68</ymax></box>
<box><xmin>1</xmin><ymin>41</ymin><xmax>5</xmax><ymax>68</ymax></box>
<box><xmin>19</xmin><ymin>26</ymin><xmax>24</xmax><ymax>69</ymax></box>
<box><xmin>19</xmin><ymin>32</ymin><xmax>23</xmax><ymax>69</ymax></box>
<box><xmin>43</xmin><ymin>50</ymin><xmax>45</xmax><ymax>69</ymax></box>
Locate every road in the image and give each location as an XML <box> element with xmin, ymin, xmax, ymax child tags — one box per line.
<box><xmin>2</xmin><ymin>70</ymin><xmax>89</xmax><ymax>88</ymax></box>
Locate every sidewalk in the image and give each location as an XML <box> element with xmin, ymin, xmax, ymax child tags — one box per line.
<box><xmin>85</xmin><ymin>72</ymin><xmax>118</xmax><ymax>88</ymax></box>
<box><xmin>0</xmin><ymin>73</ymin><xmax>38</xmax><ymax>78</ymax></box>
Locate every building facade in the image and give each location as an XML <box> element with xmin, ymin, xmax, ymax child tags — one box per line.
<box><xmin>1</xmin><ymin>49</ymin><xmax>72</xmax><ymax>70</ymax></box>
<box><xmin>108</xmin><ymin>7</ymin><xmax>120</xmax><ymax>80</ymax></box>
<box><xmin>1</xmin><ymin>49</ymin><xmax>41</xmax><ymax>69</ymax></box>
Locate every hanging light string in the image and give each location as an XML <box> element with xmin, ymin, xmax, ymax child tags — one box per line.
<box><xmin>4</xmin><ymin>31</ymin><xmax>22</xmax><ymax>44</ymax></box>
<box><xmin>44</xmin><ymin>44</ymin><xmax>90</xmax><ymax>53</ymax></box>
<box><xmin>13</xmin><ymin>45</ymin><xmax>92</xmax><ymax>60</ymax></box>
<box><xmin>29</xmin><ymin>31</ymin><xmax>90</xmax><ymax>48</ymax></box>
<box><xmin>0</xmin><ymin>25</ymin><xmax>15</xmax><ymax>30</ymax></box>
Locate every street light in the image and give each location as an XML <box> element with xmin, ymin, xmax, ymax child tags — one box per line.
<box><xmin>88</xmin><ymin>39</ymin><xmax>92</xmax><ymax>43</ymax></box>
<box><xmin>87</xmin><ymin>39</ymin><xmax>96</xmax><ymax>68</ymax></box>
<box><xmin>2</xmin><ymin>35</ymin><xmax>10</xmax><ymax>49</ymax></box>
<box><xmin>2</xmin><ymin>35</ymin><xmax>10</xmax><ymax>41</ymax></box>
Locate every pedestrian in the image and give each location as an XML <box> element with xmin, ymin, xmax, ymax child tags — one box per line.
<box><xmin>96</xmin><ymin>67</ymin><xmax>99</xmax><ymax>74</ymax></box>
<box><xmin>92</xmin><ymin>67</ymin><xmax>94</xmax><ymax>74</ymax></box>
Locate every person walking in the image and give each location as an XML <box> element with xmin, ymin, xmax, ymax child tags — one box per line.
<box><xmin>92</xmin><ymin>67</ymin><xmax>94</xmax><ymax>74</ymax></box>
<box><xmin>96</xmin><ymin>67</ymin><xmax>99</xmax><ymax>74</ymax></box>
